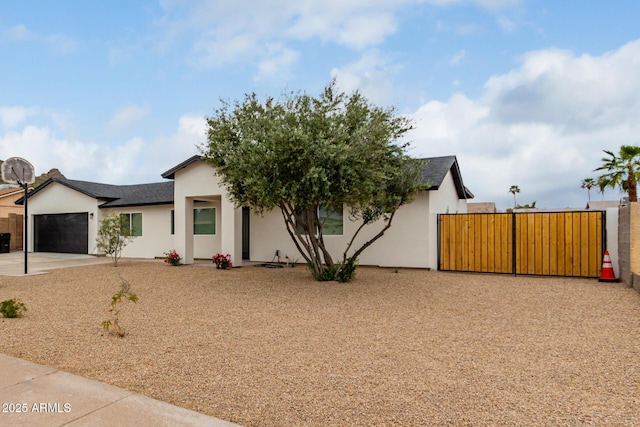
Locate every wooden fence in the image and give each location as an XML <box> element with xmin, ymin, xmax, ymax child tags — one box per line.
<box><xmin>438</xmin><ymin>211</ymin><xmax>604</xmax><ymax>277</ymax></box>
<box><xmin>0</xmin><ymin>213</ymin><xmax>23</xmax><ymax>251</ymax></box>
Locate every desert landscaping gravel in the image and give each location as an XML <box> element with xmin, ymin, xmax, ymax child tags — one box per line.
<box><xmin>1</xmin><ymin>260</ymin><xmax>640</xmax><ymax>426</ymax></box>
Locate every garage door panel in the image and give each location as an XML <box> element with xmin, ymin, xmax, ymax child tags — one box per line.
<box><xmin>34</xmin><ymin>213</ymin><xmax>88</xmax><ymax>254</ymax></box>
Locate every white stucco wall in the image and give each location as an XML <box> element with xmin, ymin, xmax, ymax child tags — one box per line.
<box><xmin>172</xmin><ymin>161</ymin><xmax>242</xmax><ymax>265</ymax></box>
<box><xmin>24</xmin><ymin>182</ymin><xmax>100</xmax><ymax>253</ymax></box>
<box><xmin>101</xmin><ymin>205</ymin><xmax>174</xmax><ymax>259</ymax></box>
<box><xmin>426</xmin><ymin>170</ymin><xmax>468</xmax><ymax>269</ymax></box>
<box><xmin>606</xmin><ymin>207</ymin><xmax>619</xmax><ymax>277</ymax></box>
<box><xmin>250</xmin><ymin>191</ymin><xmax>441</xmax><ymax>269</ymax></box>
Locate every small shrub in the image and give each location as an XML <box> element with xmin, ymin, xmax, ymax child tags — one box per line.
<box><xmin>0</xmin><ymin>299</ymin><xmax>27</xmax><ymax>318</ymax></box>
<box><xmin>307</xmin><ymin>258</ymin><xmax>358</xmax><ymax>283</ymax></box>
<box><xmin>102</xmin><ymin>275</ymin><xmax>139</xmax><ymax>337</ymax></box>
<box><xmin>307</xmin><ymin>263</ymin><xmax>338</xmax><ymax>281</ymax></box>
<box><xmin>164</xmin><ymin>249</ymin><xmax>182</xmax><ymax>266</ymax></box>
<box><xmin>336</xmin><ymin>257</ymin><xmax>358</xmax><ymax>283</ymax></box>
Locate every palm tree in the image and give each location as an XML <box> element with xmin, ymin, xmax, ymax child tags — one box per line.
<box><xmin>595</xmin><ymin>145</ymin><xmax>640</xmax><ymax>202</ymax></box>
<box><xmin>581</xmin><ymin>178</ymin><xmax>596</xmax><ymax>201</ymax></box>
<box><xmin>509</xmin><ymin>185</ymin><xmax>520</xmax><ymax>208</ymax></box>
<box><xmin>597</xmin><ymin>176</ymin><xmax>608</xmax><ymax>201</ymax></box>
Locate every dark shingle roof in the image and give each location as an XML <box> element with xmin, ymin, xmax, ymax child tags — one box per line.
<box><xmin>17</xmin><ymin>178</ymin><xmax>174</xmax><ymax>208</ymax></box>
<box><xmin>419</xmin><ymin>155</ymin><xmax>473</xmax><ymax>199</ymax></box>
<box><xmin>161</xmin><ymin>154</ymin><xmax>474</xmax><ymax>200</ymax></box>
<box><xmin>161</xmin><ymin>155</ymin><xmax>202</xmax><ymax>179</ymax></box>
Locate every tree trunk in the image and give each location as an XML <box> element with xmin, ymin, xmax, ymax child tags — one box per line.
<box><xmin>628</xmin><ymin>172</ymin><xmax>638</xmax><ymax>202</ymax></box>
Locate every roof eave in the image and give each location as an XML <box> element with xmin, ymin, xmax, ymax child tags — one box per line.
<box><xmin>161</xmin><ymin>155</ymin><xmax>202</xmax><ymax>180</ymax></box>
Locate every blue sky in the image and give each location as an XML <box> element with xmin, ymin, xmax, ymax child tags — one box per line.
<box><xmin>1</xmin><ymin>0</ymin><xmax>640</xmax><ymax>210</ymax></box>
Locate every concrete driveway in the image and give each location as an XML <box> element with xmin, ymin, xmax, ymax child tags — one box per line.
<box><xmin>0</xmin><ymin>252</ymin><xmax>113</xmax><ymax>276</ymax></box>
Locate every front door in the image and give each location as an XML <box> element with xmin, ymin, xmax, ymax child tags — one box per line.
<box><xmin>242</xmin><ymin>206</ymin><xmax>250</xmax><ymax>260</ymax></box>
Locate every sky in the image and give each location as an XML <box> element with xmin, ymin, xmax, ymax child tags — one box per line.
<box><xmin>1</xmin><ymin>0</ymin><xmax>639</xmax><ymax>211</ymax></box>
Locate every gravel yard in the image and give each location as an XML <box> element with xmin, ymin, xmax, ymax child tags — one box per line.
<box><xmin>1</xmin><ymin>260</ymin><xmax>640</xmax><ymax>426</ymax></box>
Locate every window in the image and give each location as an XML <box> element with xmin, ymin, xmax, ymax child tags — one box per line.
<box><xmin>170</xmin><ymin>210</ymin><xmax>174</xmax><ymax>235</ymax></box>
<box><xmin>320</xmin><ymin>206</ymin><xmax>343</xmax><ymax>235</ymax></box>
<box><xmin>194</xmin><ymin>208</ymin><xmax>216</xmax><ymax>235</ymax></box>
<box><xmin>120</xmin><ymin>213</ymin><xmax>142</xmax><ymax>237</ymax></box>
<box><xmin>296</xmin><ymin>206</ymin><xmax>343</xmax><ymax>236</ymax></box>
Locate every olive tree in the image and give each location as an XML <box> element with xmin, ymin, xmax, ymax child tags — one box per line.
<box><xmin>201</xmin><ymin>82</ymin><xmax>425</xmax><ymax>282</ymax></box>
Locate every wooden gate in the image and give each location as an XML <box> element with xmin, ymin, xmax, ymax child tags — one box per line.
<box><xmin>438</xmin><ymin>211</ymin><xmax>604</xmax><ymax>277</ymax></box>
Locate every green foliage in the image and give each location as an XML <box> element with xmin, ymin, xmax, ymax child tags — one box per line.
<box><xmin>96</xmin><ymin>212</ymin><xmax>133</xmax><ymax>266</ymax></box>
<box><xmin>0</xmin><ymin>298</ymin><xmax>27</xmax><ymax>318</ymax></box>
<box><xmin>581</xmin><ymin>178</ymin><xmax>596</xmax><ymax>202</ymax></box>
<box><xmin>509</xmin><ymin>185</ymin><xmax>520</xmax><ymax>208</ymax></box>
<box><xmin>305</xmin><ymin>257</ymin><xmax>358</xmax><ymax>283</ymax></box>
<box><xmin>101</xmin><ymin>275</ymin><xmax>138</xmax><ymax>337</ymax></box>
<box><xmin>307</xmin><ymin>262</ymin><xmax>338</xmax><ymax>281</ymax></box>
<box><xmin>595</xmin><ymin>145</ymin><xmax>640</xmax><ymax>202</ymax></box>
<box><xmin>336</xmin><ymin>257</ymin><xmax>358</xmax><ymax>283</ymax></box>
<box><xmin>202</xmin><ymin>80</ymin><xmax>424</xmax><ymax>282</ymax></box>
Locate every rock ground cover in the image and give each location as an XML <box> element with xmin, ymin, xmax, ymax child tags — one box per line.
<box><xmin>1</xmin><ymin>261</ymin><xmax>639</xmax><ymax>426</ymax></box>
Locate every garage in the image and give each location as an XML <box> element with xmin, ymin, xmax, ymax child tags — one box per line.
<box><xmin>34</xmin><ymin>213</ymin><xmax>88</xmax><ymax>254</ymax></box>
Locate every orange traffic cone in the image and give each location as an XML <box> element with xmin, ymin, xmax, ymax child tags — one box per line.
<box><xmin>599</xmin><ymin>250</ymin><xmax>619</xmax><ymax>282</ymax></box>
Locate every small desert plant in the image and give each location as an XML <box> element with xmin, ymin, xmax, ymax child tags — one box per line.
<box><xmin>164</xmin><ymin>249</ymin><xmax>182</xmax><ymax>266</ymax></box>
<box><xmin>0</xmin><ymin>299</ymin><xmax>27</xmax><ymax>318</ymax></box>
<box><xmin>102</xmin><ymin>275</ymin><xmax>139</xmax><ymax>337</ymax></box>
<box><xmin>96</xmin><ymin>212</ymin><xmax>134</xmax><ymax>266</ymax></box>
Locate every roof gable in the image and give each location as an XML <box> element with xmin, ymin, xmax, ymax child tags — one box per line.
<box><xmin>161</xmin><ymin>155</ymin><xmax>202</xmax><ymax>179</ymax></box>
<box><xmin>419</xmin><ymin>156</ymin><xmax>473</xmax><ymax>200</ymax></box>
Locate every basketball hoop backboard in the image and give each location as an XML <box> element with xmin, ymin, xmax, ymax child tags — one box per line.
<box><xmin>1</xmin><ymin>157</ymin><xmax>35</xmax><ymax>185</ymax></box>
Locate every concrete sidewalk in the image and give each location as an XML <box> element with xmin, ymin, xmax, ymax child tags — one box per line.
<box><xmin>0</xmin><ymin>353</ymin><xmax>240</xmax><ymax>426</ymax></box>
<box><xmin>0</xmin><ymin>252</ymin><xmax>116</xmax><ymax>276</ymax></box>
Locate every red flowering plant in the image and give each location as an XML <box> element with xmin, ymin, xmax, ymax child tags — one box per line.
<box><xmin>212</xmin><ymin>253</ymin><xmax>232</xmax><ymax>269</ymax></box>
<box><xmin>164</xmin><ymin>249</ymin><xmax>182</xmax><ymax>266</ymax></box>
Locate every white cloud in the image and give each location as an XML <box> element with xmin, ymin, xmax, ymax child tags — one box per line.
<box><xmin>1</xmin><ymin>24</ymin><xmax>35</xmax><ymax>41</ymax></box>
<box><xmin>156</xmin><ymin>0</ymin><xmax>521</xmax><ymax>75</ymax></box>
<box><xmin>497</xmin><ymin>15</ymin><xmax>516</xmax><ymax>32</ymax></box>
<box><xmin>157</xmin><ymin>1</ymin><xmax>409</xmax><ymax>69</ymax></box>
<box><xmin>256</xmin><ymin>43</ymin><xmax>300</xmax><ymax>81</ymax></box>
<box><xmin>140</xmin><ymin>114</ymin><xmax>207</xmax><ymax>180</ymax></box>
<box><xmin>0</xmin><ymin>113</ymin><xmax>207</xmax><ymax>185</ymax></box>
<box><xmin>407</xmin><ymin>39</ymin><xmax>640</xmax><ymax>210</ymax></box>
<box><xmin>0</xmin><ymin>24</ymin><xmax>76</xmax><ymax>55</ymax></box>
<box><xmin>0</xmin><ymin>126</ymin><xmax>143</xmax><ymax>184</ymax></box>
<box><xmin>190</xmin><ymin>33</ymin><xmax>258</xmax><ymax>68</ymax></box>
<box><xmin>45</xmin><ymin>34</ymin><xmax>78</xmax><ymax>55</ymax></box>
<box><xmin>450</xmin><ymin>49</ymin><xmax>466</xmax><ymax>65</ymax></box>
<box><xmin>0</xmin><ymin>107</ymin><xmax>35</xmax><ymax>129</ymax></box>
<box><xmin>331</xmin><ymin>50</ymin><xmax>402</xmax><ymax>106</ymax></box>
<box><xmin>106</xmin><ymin>104</ymin><xmax>151</xmax><ymax>133</ymax></box>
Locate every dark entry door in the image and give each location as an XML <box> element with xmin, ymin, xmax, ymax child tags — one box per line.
<box><xmin>242</xmin><ymin>207</ymin><xmax>250</xmax><ymax>260</ymax></box>
<box><xmin>34</xmin><ymin>213</ymin><xmax>89</xmax><ymax>254</ymax></box>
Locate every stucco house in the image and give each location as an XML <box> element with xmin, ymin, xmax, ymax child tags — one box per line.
<box><xmin>18</xmin><ymin>155</ymin><xmax>472</xmax><ymax>269</ymax></box>
<box><xmin>1</xmin><ymin>186</ymin><xmax>29</xmax><ymax>217</ymax></box>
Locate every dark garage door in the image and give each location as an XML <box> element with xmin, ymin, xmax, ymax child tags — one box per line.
<box><xmin>34</xmin><ymin>213</ymin><xmax>89</xmax><ymax>254</ymax></box>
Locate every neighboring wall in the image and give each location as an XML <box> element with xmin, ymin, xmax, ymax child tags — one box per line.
<box><xmin>618</xmin><ymin>203</ymin><xmax>640</xmax><ymax>292</ymax></box>
<box><xmin>0</xmin><ymin>213</ymin><xmax>23</xmax><ymax>251</ymax></box>
<box><xmin>0</xmin><ymin>190</ymin><xmax>25</xmax><ymax>217</ymax></box>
